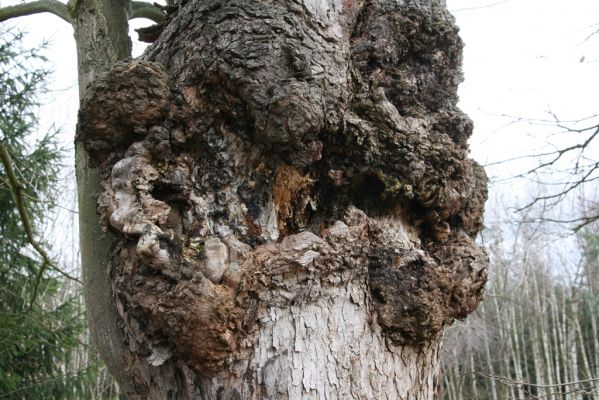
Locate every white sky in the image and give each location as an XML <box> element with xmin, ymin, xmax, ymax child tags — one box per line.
<box><xmin>2</xmin><ymin>0</ymin><xmax>598</xmax><ymax>274</ymax></box>
<box><xmin>448</xmin><ymin>0</ymin><xmax>598</xmax><ymax>237</ymax></box>
<box><xmin>448</xmin><ymin>0</ymin><xmax>599</xmax><ymax>162</ymax></box>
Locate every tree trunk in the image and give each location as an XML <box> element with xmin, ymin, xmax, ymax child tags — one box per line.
<box><xmin>76</xmin><ymin>0</ymin><xmax>488</xmax><ymax>398</ymax></box>
<box><xmin>73</xmin><ymin>0</ymin><xmax>135</xmax><ymax>392</ymax></box>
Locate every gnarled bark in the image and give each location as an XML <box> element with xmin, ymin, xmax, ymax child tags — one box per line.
<box><xmin>77</xmin><ymin>0</ymin><xmax>488</xmax><ymax>398</ymax></box>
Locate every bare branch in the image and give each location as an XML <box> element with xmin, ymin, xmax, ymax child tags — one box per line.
<box><xmin>517</xmin><ymin>162</ymin><xmax>599</xmax><ymax>210</ymax></box>
<box><xmin>585</xmin><ymin>23</ymin><xmax>599</xmax><ymax>42</ymax></box>
<box><xmin>497</xmin><ymin>112</ymin><xmax>599</xmax><ymax>126</ymax></box>
<box><xmin>130</xmin><ymin>1</ymin><xmax>165</xmax><ymax>23</ymax></box>
<box><xmin>0</xmin><ymin>143</ymin><xmax>81</xmax><ymax>312</ymax></box>
<box><xmin>0</xmin><ymin>0</ymin><xmax>72</xmax><ymax>24</ymax></box>
<box><xmin>450</xmin><ymin>0</ymin><xmax>512</xmax><ymax>13</ymax></box>
<box><xmin>474</xmin><ymin>371</ymin><xmax>599</xmax><ymax>390</ymax></box>
<box><xmin>519</xmin><ymin>214</ymin><xmax>599</xmax><ymax>233</ymax></box>
<box><xmin>485</xmin><ymin>119</ymin><xmax>599</xmax><ymax>170</ymax></box>
<box><xmin>486</xmin><ymin>112</ymin><xmax>599</xmax><ymax>231</ymax></box>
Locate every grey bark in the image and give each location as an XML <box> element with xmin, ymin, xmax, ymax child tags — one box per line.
<box><xmin>76</xmin><ymin>0</ymin><xmax>488</xmax><ymax>398</ymax></box>
<box><xmin>73</xmin><ymin>0</ymin><xmax>135</xmax><ymax>392</ymax></box>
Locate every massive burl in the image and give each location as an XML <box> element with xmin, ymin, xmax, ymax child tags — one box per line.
<box><xmin>77</xmin><ymin>0</ymin><xmax>488</xmax><ymax>398</ymax></box>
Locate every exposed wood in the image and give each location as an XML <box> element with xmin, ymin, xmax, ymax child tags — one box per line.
<box><xmin>76</xmin><ymin>0</ymin><xmax>488</xmax><ymax>397</ymax></box>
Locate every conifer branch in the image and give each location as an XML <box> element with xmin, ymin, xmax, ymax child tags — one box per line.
<box><xmin>0</xmin><ymin>142</ymin><xmax>81</xmax><ymax>312</ymax></box>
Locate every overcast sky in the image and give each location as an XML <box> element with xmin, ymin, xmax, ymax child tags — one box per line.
<box><xmin>448</xmin><ymin>0</ymin><xmax>598</xmax><ymax>162</ymax></box>
<box><xmin>447</xmin><ymin>0</ymin><xmax>598</xmax><ymax>232</ymax></box>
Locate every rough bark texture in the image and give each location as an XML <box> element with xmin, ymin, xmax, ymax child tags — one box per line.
<box><xmin>77</xmin><ymin>0</ymin><xmax>488</xmax><ymax>398</ymax></box>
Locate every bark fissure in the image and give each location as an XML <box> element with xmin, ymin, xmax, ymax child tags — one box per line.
<box><xmin>77</xmin><ymin>0</ymin><xmax>488</xmax><ymax>398</ymax></box>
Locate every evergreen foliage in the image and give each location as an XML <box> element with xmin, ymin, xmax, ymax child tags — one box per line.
<box><xmin>0</xmin><ymin>30</ymin><xmax>99</xmax><ymax>399</ymax></box>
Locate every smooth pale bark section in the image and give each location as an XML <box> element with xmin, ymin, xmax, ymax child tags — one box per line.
<box><xmin>235</xmin><ymin>282</ymin><xmax>441</xmax><ymax>399</ymax></box>
<box><xmin>74</xmin><ymin>0</ymin><xmax>131</xmax><ymax>94</ymax></box>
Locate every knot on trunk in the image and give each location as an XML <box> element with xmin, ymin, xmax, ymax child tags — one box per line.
<box><xmin>76</xmin><ymin>60</ymin><xmax>172</xmax><ymax>166</ymax></box>
<box><xmin>368</xmin><ymin>228</ymin><xmax>488</xmax><ymax>346</ymax></box>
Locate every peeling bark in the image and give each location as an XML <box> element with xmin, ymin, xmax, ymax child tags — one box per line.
<box><xmin>77</xmin><ymin>0</ymin><xmax>488</xmax><ymax>398</ymax></box>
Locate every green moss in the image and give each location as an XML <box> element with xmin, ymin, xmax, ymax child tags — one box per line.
<box><xmin>376</xmin><ymin>169</ymin><xmax>414</xmax><ymax>199</ymax></box>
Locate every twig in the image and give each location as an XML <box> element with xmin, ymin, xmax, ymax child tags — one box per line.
<box><xmin>450</xmin><ymin>0</ymin><xmax>512</xmax><ymax>13</ymax></box>
<box><xmin>474</xmin><ymin>371</ymin><xmax>599</xmax><ymax>388</ymax></box>
<box><xmin>0</xmin><ymin>0</ymin><xmax>72</xmax><ymax>23</ymax></box>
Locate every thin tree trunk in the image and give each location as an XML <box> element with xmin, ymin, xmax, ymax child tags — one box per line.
<box><xmin>535</xmin><ymin>274</ymin><xmax>555</xmax><ymax>393</ymax></box>
<box><xmin>493</xmin><ymin>295</ymin><xmax>513</xmax><ymax>399</ymax></box>
<box><xmin>550</xmin><ymin>289</ymin><xmax>563</xmax><ymax>397</ymax></box>
<box><xmin>73</xmin><ymin>0</ymin><xmax>136</xmax><ymax>392</ymax></box>
<box><xmin>589</xmin><ymin>298</ymin><xmax>599</xmax><ymax>388</ymax></box>
<box><xmin>529</xmin><ymin>279</ymin><xmax>547</xmax><ymax>398</ymax></box>
<box><xmin>444</xmin><ymin>369</ymin><xmax>456</xmax><ymax>400</ymax></box>
<box><xmin>569</xmin><ymin>297</ymin><xmax>580</xmax><ymax>400</ymax></box>
<box><xmin>469</xmin><ymin>354</ymin><xmax>479</xmax><ymax>399</ymax></box>
<box><xmin>574</xmin><ymin>310</ymin><xmax>592</xmax><ymax>384</ymax></box>
<box><xmin>483</xmin><ymin>314</ymin><xmax>499</xmax><ymax>400</ymax></box>
<box><xmin>517</xmin><ymin>301</ymin><xmax>531</xmax><ymax>389</ymax></box>
<box><xmin>509</xmin><ymin>300</ymin><xmax>524</xmax><ymax>398</ymax></box>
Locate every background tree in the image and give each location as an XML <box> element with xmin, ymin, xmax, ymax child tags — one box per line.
<box><xmin>2</xmin><ymin>0</ymin><xmax>165</xmax><ymax>393</ymax></box>
<box><xmin>487</xmin><ymin>113</ymin><xmax>599</xmax><ymax>231</ymax></box>
<box><xmin>442</xmin><ymin>210</ymin><xmax>599</xmax><ymax>399</ymax></box>
<box><xmin>438</xmin><ymin>8</ymin><xmax>599</xmax><ymax>396</ymax></box>
<box><xmin>0</xmin><ymin>29</ymin><xmax>105</xmax><ymax>399</ymax></box>
<box><xmin>1</xmin><ymin>0</ymin><xmax>489</xmax><ymax>398</ymax></box>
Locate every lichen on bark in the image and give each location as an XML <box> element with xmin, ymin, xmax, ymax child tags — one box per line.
<box><xmin>77</xmin><ymin>0</ymin><xmax>488</xmax><ymax>397</ymax></box>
